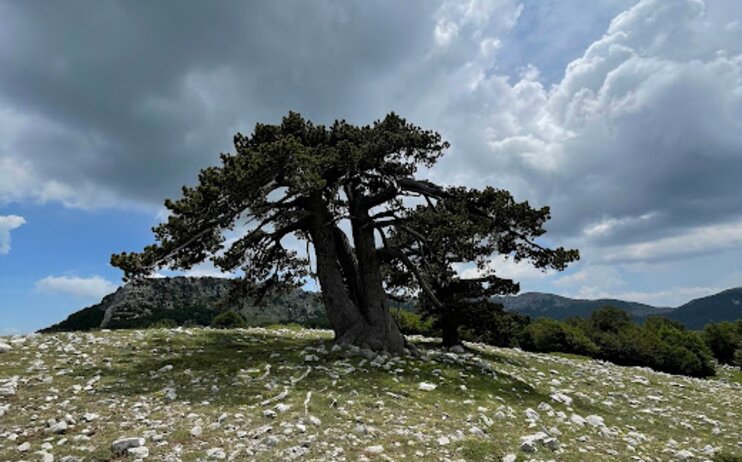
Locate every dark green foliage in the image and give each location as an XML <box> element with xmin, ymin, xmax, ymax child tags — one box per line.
<box><xmin>385</xmin><ymin>186</ymin><xmax>579</xmax><ymax>347</ymax></box>
<box><xmin>589</xmin><ymin>306</ymin><xmax>632</xmax><ymax>333</ymax></box>
<box><xmin>111</xmin><ymin>304</ymin><xmax>215</xmax><ymax>329</ymax></box>
<box><xmin>390</xmin><ymin>308</ymin><xmax>436</xmax><ymax>336</ymax></box>
<box><xmin>588</xmin><ymin>308</ymin><xmax>715</xmax><ymax>377</ymax></box>
<box><xmin>302</xmin><ymin>310</ymin><xmax>331</xmax><ymax>329</ymax></box>
<box><xmin>40</xmin><ymin>306</ymin><xmax>104</xmax><ymax>333</ymax></box>
<box><xmin>703</xmin><ymin>320</ymin><xmax>742</xmax><ymax>365</ymax></box>
<box><xmin>520</xmin><ymin>318</ymin><xmax>599</xmax><ymax>356</ymax></box>
<box><xmin>455</xmin><ymin>301</ymin><xmax>530</xmax><ymax>348</ymax></box>
<box><xmin>149</xmin><ymin>318</ymin><xmax>178</xmax><ymax>329</ymax></box>
<box><xmin>211</xmin><ymin>311</ymin><xmax>247</xmax><ymax>329</ymax></box>
<box><xmin>516</xmin><ymin>307</ymin><xmax>716</xmax><ymax>377</ymax></box>
<box><xmin>734</xmin><ymin>349</ymin><xmax>742</xmax><ymax>367</ymax></box>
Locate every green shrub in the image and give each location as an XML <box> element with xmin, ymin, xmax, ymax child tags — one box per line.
<box><xmin>704</xmin><ymin>321</ymin><xmax>742</xmax><ymax>365</ymax></box>
<box><xmin>148</xmin><ymin>318</ymin><xmax>178</xmax><ymax>329</ymax></box>
<box><xmin>589</xmin><ymin>306</ymin><xmax>632</xmax><ymax>333</ymax></box>
<box><xmin>735</xmin><ymin>349</ymin><xmax>742</xmax><ymax>367</ymax></box>
<box><xmin>521</xmin><ymin>310</ymin><xmax>716</xmax><ymax>377</ymax></box>
<box><xmin>391</xmin><ymin>308</ymin><xmax>435</xmax><ymax>336</ymax></box>
<box><xmin>656</xmin><ymin>325</ymin><xmax>715</xmax><ymax>377</ymax></box>
<box><xmin>587</xmin><ymin>317</ymin><xmax>715</xmax><ymax>378</ymax></box>
<box><xmin>210</xmin><ymin>310</ymin><xmax>247</xmax><ymax>329</ymax></box>
<box><xmin>520</xmin><ymin>318</ymin><xmax>598</xmax><ymax>356</ymax></box>
<box><xmin>459</xmin><ymin>309</ymin><xmax>530</xmax><ymax>348</ymax></box>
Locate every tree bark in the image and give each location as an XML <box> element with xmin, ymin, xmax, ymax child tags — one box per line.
<box><xmin>307</xmin><ymin>196</ymin><xmax>405</xmax><ymax>353</ymax></box>
<box><xmin>348</xmin><ymin>198</ymin><xmax>405</xmax><ymax>353</ymax></box>
<box><xmin>440</xmin><ymin>321</ymin><xmax>461</xmax><ymax>347</ymax></box>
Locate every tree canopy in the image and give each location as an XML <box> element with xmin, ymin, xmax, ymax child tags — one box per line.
<box><xmin>112</xmin><ymin>112</ymin><xmax>578</xmax><ymax>352</ymax></box>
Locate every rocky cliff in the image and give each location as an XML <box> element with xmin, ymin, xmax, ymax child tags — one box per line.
<box><xmin>41</xmin><ymin>277</ymin><xmax>326</xmax><ymax>332</ymax></box>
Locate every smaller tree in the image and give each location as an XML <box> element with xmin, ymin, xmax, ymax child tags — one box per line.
<box><xmin>589</xmin><ymin>306</ymin><xmax>632</xmax><ymax>333</ymax></box>
<box><xmin>703</xmin><ymin>320</ymin><xmax>742</xmax><ymax>365</ymax></box>
<box><xmin>383</xmin><ymin>186</ymin><xmax>579</xmax><ymax>347</ymax></box>
<box><xmin>211</xmin><ymin>311</ymin><xmax>247</xmax><ymax>329</ymax></box>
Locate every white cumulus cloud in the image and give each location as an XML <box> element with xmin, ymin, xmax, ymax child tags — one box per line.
<box><xmin>0</xmin><ymin>214</ymin><xmax>25</xmax><ymax>255</ymax></box>
<box><xmin>35</xmin><ymin>275</ymin><xmax>119</xmax><ymax>299</ymax></box>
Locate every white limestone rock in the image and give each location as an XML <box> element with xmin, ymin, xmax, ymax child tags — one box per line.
<box><xmin>418</xmin><ymin>382</ymin><xmax>437</xmax><ymax>391</ymax></box>
<box><xmin>128</xmin><ymin>446</ymin><xmax>149</xmax><ymax>459</ymax></box>
<box><xmin>206</xmin><ymin>448</ymin><xmax>226</xmax><ymax>459</ymax></box>
<box><xmin>111</xmin><ymin>437</ymin><xmax>145</xmax><ymax>455</ymax></box>
<box><xmin>364</xmin><ymin>445</ymin><xmax>384</xmax><ymax>456</ymax></box>
<box><xmin>586</xmin><ymin>415</ymin><xmax>605</xmax><ymax>427</ymax></box>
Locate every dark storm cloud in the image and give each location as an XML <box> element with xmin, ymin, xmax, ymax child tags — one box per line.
<box><xmin>0</xmin><ymin>0</ymin><xmax>436</xmax><ymax>206</ymax></box>
<box><xmin>1</xmin><ymin>0</ymin><xmax>741</xmax><ymax>267</ymax></box>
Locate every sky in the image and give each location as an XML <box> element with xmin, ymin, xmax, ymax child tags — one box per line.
<box><xmin>1</xmin><ymin>0</ymin><xmax>742</xmax><ymax>334</ymax></box>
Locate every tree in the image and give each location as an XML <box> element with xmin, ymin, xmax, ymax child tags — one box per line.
<box><xmin>112</xmin><ymin>112</ymin><xmax>447</xmax><ymax>352</ymax></box>
<box><xmin>703</xmin><ymin>321</ymin><xmax>742</xmax><ymax>365</ymax></box>
<box><xmin>111</xmin><ymin>112</ymin><xmax>576</xmax><ymax>352</ymax></box>
<box><xmin>383</xmin><ymin>187</ymin><xmax>578</xmax><ymax>347</ymax></box>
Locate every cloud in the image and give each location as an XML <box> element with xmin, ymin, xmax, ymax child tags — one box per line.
<box><xmin>35</xmin><ymin>275</ymin><xmax>119</xmax><ymax>299</ymax></box>
<box><xmin>598</xmin><ymin>219</ymin><xmax>742</xmax><ymax>263</ymax></box>
<box><xmin>504</xmin><ymin>0</ymin><xmax>742</xmax><ymax>248</ymax></box>
<box><xmin>1</xmin><ymin>0</ymin><xmax>741</xmax><ymax>290</ymax></box>
<box><xmin>0</xmin><ymin>214</ymin><xmax>25</xmax><ymax>255</ymax></box>
<box><xmin>456</xmin><ymin>255</ymin><xmax>556</xmax><ymax>284</ymax></box>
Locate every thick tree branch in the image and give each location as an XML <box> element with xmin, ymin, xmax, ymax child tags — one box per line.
<box><xmin>383</xmin><ymin>247</ymin><xmax>443</xmax><ymax>309</ymax></box>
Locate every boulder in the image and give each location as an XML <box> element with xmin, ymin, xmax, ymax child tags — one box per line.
<box><xmin>111</xmin><ymin>437</ymin><xmax>145</xmax><ymax>455</ymax></box>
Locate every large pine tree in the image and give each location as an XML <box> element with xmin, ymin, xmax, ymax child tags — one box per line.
<box><xmin>112</xmin><ymin>112</ymin><xmax>577</xmax><ymax>352</ymax></box>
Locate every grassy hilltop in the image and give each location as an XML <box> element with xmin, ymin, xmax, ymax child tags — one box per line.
<box><xmin>1</xmin><ymin>327</ymin><xmax>741</xmax><ymax>461</ymax></box>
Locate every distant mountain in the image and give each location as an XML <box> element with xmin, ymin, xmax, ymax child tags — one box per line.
<box><xmin>42</xmin><ymin>277</ymin><xmax>741</xmax><ymax>333</ymax></box>
<box><xmin>41</xmin><ymin>277</ymin><xmax>327</xmax><ymax>333</ymax></box>
<box><xmin>666</xmin><ymin>287</ymin><xmax>742</xmax><ymax>329</ymax></box>
<box><xmin>492</xmin><ymin>292</ymin><xmax>674</xmax><ymax>322</ymax></box>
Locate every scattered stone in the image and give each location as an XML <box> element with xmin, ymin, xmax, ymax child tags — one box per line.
<box><xmin>18</xmin><ymin>442</ymin><xmax>31</xmax><ymax>452</ymax></box>
<box><xmin>570</xmin><ymin>413</ymin><xmax>587</xmax><ymax>426</ymax></box>
<box><xmin>206</xmin><ymin>448</ymin><xmax>227</xmax><ymax>459</ymax></box>
<box><xmin>0</xmin><ymin>341</ymin><xmax>11</xmax><ymax>353</ymax></box>
<box><xmin>128</xmin><ymin>446</ymin><xmax>150</xmax><ymax>458</ymax></box>
<box><xmin>275</xmin><ymin>403</ymin><xmax>292</xmax><ymax>413</ymax></box>
<box><xmin>191</xmin><ymin>425</ymin><xmax>203</xmax><ymax>437</ymax></box>
<box><xmin>158</xmin><ymin>364</ymin><xmax>174</xmax><ymax>373</ymax></box>
<box><xmin>468</xmin><ymin>426</ymin><xmax>485</xmax><ymax>437</ymax></box>
<box><xmin>524</xmin><ymin>408</ymin><xmax>540</xmax><ymax>421</ymax></box>
<box><xmin>449</xmin><ymin>345</ymin><xmax>465</xmax><ymax>354</ymax></box>
<box><xmin>418</xmin><ymin>382</ymin><xmax>437</xmax><ymax>391</ymax></box>
<box><xmin>163</xmin><ymin>387</ymin><xmax>177</xmax><ymax>401</ymax></box>
<box><xmin>0</xmin><ymin>379</ymin><xmax>17</xmax><ymax>396</ymax></box>
<box><xmin>364</xmin><ymin>445</ymin><xmax>385</xmax><ymax>456</ymax></box>
<box><xmin>550</xmin><ymin>392</ymin><xmax>573</xmax><ymax>406</ymax></box>
<box><xmin>520</xmin><ymin>432</ymin><xmax>558</xmax><ymax>453</ymax></box>
<box><xmin>111</xmin><ymin>437</ymin><xmax>145</xmax><ymax>455</ymax></box>
<box><xmin>586</xmin><ymin>415</ymin><xmax>605</xmax><ymax>427</ymax></box>
<box><xmin>48</xmin><ymin>420</ymin><xmax>69</xmax><ymax>434</ymax></box>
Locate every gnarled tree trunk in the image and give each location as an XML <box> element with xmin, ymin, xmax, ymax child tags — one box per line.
<box><xmin>307</xmin><ymin>196</ymin><xmax>404</xmax><ymax>353</ymax></box>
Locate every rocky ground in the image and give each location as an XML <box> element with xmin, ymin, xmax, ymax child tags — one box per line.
<box><xmin>1</xmin><ymin>327</ymin><xmax>740</xmax><ymax>461</ymax></box>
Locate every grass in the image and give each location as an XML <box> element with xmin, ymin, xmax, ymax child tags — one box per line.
<box><xmin>1</xmin><ymin>327</ymin><xmax>740</xmax><ymax>461</ymax></box>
